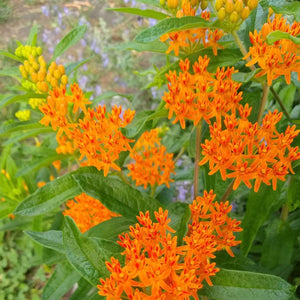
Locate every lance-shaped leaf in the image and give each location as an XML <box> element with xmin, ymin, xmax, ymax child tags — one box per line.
<box><xmin>270</xmin><ymin>1</ymin><xmax>300</xmax><ymax>21</ymax></box>
<box><xmin>108</xmin><ymin>7</ymin><xmax>169</xmax><ymax>20</ymax></box>
<box><xmin>198</xmin><ymin>268</ymin><xmax>296</xmax><ymax>300</ymax></box>
<box><xmin>63</xmin><ymin>216</ymin><xmax>122</xmax><ymax>285</ymax></box>
<box><xmin>266</xmin><ymin>30</ymin><xmax>300</xmax><ymax>45</ymax></box>
<box><xmin>135</xmin><ymin>16</ymin><xmax>212</xmax><ymax>43</ymax></box>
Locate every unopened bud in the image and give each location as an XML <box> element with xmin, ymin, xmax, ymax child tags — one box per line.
<box><xmin>234</xmin><ymin>0</ymin><xmax>244</xmax><ymax>13</ymax></box>
<box><xmin>241</xmin><ymin>6</ymin><xmax>250</xmax><ymax>19</ymax></box>
<box><xmin>167</xmin><ymin>0</ymin><xmax>178</xmax><ymax>9</ymax></box>
<box><xmin>215</xmin><ymin>0</ymin><xmax>224</xmax><ymax>11</ymax></box>
<box><xmin>61</xmin><ymin>74</ymin><xmax>68</xmax><ymax>86</ymax></box>
<box><xmin>201</xmin><ymin>0</ymin><xmax>208</xmax><ymax>10</ymax></box>
<box><xmin>225</xmin><ymin>0</ymin><xmax>234</xmax><ymax>13</ymax></box>
<box><xmin>218</xmin><ymin>7</ymin><xmax>226</xmax><ymax>20</ymax></box>
<box><xmin>247</xmin><ymin>0</ymin><xmax>258</xmax><ymax>10</ymax></box>
<box><xmin>261</xmin><ymin>23</ymin><xmax>271</xmax><ymax>39</ymax></box>
<box><xmin>58</xmin><ymin>65</ymin><xmax>65</xmax><ymax>75</ymax></box>
<box><xmin>53</xmin><ymin>69</ymin><xmax>61</xmax><ymax>80</ymax></box>
<box><xmin>230</xmin><ymin>11</ymin><xmax>239</xmax><ymax>23</ymax></box>
<box><xmin>160</xmin><ymin>0</ymin><xmax>166</xmax><ymax>5</ymax></box>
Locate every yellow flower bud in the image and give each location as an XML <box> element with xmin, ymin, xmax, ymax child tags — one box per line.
<box><xmin>37</xmin><ymin>70</ymin><xmax>46</xmax><ymax>81</ymax></box>
<box><xmin>58</xmin><ymin>65</ymin><xmax>65</xmax><ymax>75</ymax></box>
<box><xmin>215</xmin><ymin>0</ymin><xmax>224</xmax><ymax>11</ymax></box>
<box><xmin>234</xmin><ymin>0</ymin><xmax>244</xmax><ymax>13</ymax></box>
<box><xmin>218</xmin><ymin>7</ymin><xmax>226</xmax><ymax>20</ymax></box>
<box><xmin>24</xmin><ymin>60</ymin><xmax>30</xmax><ymax>72</ymax></box>
<box><xmin>50</xmin><ymin>78</ymin><xmax>58</xmax><ymax>88</ymax></box>
<box><xmin>230</xmin><ymin>11</ymin><xmax>239</xmax><ymax>23</ymax></box>
<box><xmin>261</xmin><ymin>23</ymin><xmax>271</xmax><ymax>39</ymax></box>
<box><xmin>46</xmin><ymin>73</ymin><xmax>52</xmax><ymax>83</ymax></box>
<box><xmin>36</xmin><ymin>47</ymin><xmax>42</xmax><ymax>56</ymax></box>
<box><xmin>241</xmin><ymin>6</ymin><xmax>250</xmax><ymax>19</ymax></box>
<box><xmin>247</xmin><ymin>0</ymin><xmax>258</xmax><ymax>10</ymax></box>
<box><xmin>31</xmin><ymin>72</ymin><xmax>38</xmax><ymax>83</ymax></box>
<box><xmin>201</xmin><ymin>0</ymin><xmax>208</xmax><ymax>10</ymax></box>
<box><xmin>31</xmin><ymin>48</ymin><xmax>37</xmax><ymax>57</ymax></box>
<box><xmin>39</xmin><ymin>81</ymin><xmax>49</xmax><ymax>93</ymax></box>
<box><xmin>225</xmin><ymin>0</ymin><xmax>234</xmax><ymax>13</ymax></box>
<box><xmin>53</xmin><ymin>69</ymin><xmax>61</xmax><ymax>80</ymax></box>
<box><xmin>167</xmin><ymin>0</ymin><xmax>178</xmax><ymax>9</ymax></box>
<box><xmin>191</xmin><ymin>0</ymin><xmax>200</xmax><ymax>6</ymax></box>
<box><xmin>61</xmin><ymin>74</ymin><xmax>68</xmax><ymax>86</ymax></box>
<box><xmin>32</xmin><ymin>62</ymin><xmax>39</xmax><ymax>71</ymax></box>
<box><xmin>160</xmin><ymin>0</ymin><xmax>166</xmax><ymax>5</ymax></box>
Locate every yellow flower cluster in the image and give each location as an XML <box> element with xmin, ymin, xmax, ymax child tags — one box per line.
<box><xmin>15</xmin><ymin>45</ymin><xmax>42</xmax><ymax>59</ymax></box>
<box><xmin>15</xmin><ymin>109</ymin><xmax>31</xmax><ymax>121</ymax></box>
<box><xmin>215</xmin><ymin>0</ymin><xmax>258</xmax><ymax>28</ymax></box>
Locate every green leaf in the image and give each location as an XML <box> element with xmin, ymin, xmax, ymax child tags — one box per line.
<box><xmin>287</xmin><ymin>176</ymin><xmax>300</xmax><ymax>211</ymax></box>
<box><xmin>14</xmin><ymin>172</ymin><xmax>82</xmax><ymax>216</ymax></box>
<box><xmin>261</xmin><ymin>219</ymin><xmax>295</xmax><ymax>277</ymax></box>
<box><xmin>199</xmin><ymin>269</ymin><xmax>296</xmax><ymax>300</ymax></box>
<box><xmin>266</xmin><ymin>30</ymin><xmax>300</xmax><ymax>45</ymax></box>
<box><xmin>0</xmin><ymin>121</ymin><xmax>47</xmax><ymax>137</ymax></box>
<box><xmin>135</xmin><ymin>16</ymin><xmax>212</xmax><ymax>43</ymax></box>
<box><xmin>25</xmin><ymin>230</ymin><xmax>64</xmax><ymax>253</ymax></box>
<box><xmin>132</xmin><ymin>0</ymin><xmax>161</xmax><ymax>7</ymax></box>
<box><xmin>91</xmin><ymin>91</ymin><xmax>133</xmax><ymax>107</ymax></box>
<box><xmin>65</xmin><ymin>57</ymin><xmax>94</xmax><ymax>75</ymax></box>
<box><xmin>277</xmin><ymin>84</ymin><xmax>296</xmax><ymax>114</ymax></box>
<box><xmin>69</xmin><ymin>278</ymin><xmax>96</xmax><ymax>300</ymax></box>
<box><xmin>115</xmin><ymin>40</ymin><xmax>168</xmax><ymax>53</ymax></box>
<box><xmin>108</xmin><ymin>7</ymin><xmax>169</xmax><ymax>20</ymax></box>
<box><xmin>87</xmin><ymin>216</ymin><xmax>134</xmax><ymax>240</ymax></box>
<box><xmin>3</xmin><ymin>127</ymin><xmax>53</xmax><ymax>146</ymax></box>
<box><xmin>0</xmin><ymin>50</ymin><xmax>24</xmax><ymax>62</ymax></box>
<box><xmin>27</xmin><ymin>24</ymin><xmax>39</xmax><ymax>46</ymax></box>
<box><xmin>16</xmin><ymin>153</ymin><xmax>66</xmax><ymax>177</ymax></box>
<box><xmin>0</xmin><ymin>93</ymin><xmax>46</xmax><ymax>110</ymax></box>
<box><xmin>232</xmin><ymin>69</ymin><xmax>259</xmax><ymax>83</ymax></box>
<box><xmin>63</xmin><ymin>216</ymin><xmax>121</xmax><ymax>285</ymax></box>
<box><xmin>0</xmin><ymin>201</ymin><xmax>17</xmax><ymax>219</ymax></box>
<box><xmin>72</xmin><ymin>167</ymin><xmax>162</xmax><ymax>220</ymax></box>
<box><xmin>0</xmin><ymin>66</ymin><xmax>21</xmax><ymax>79</ymax></box>
<box><xmin>241</xmin><ymin>183</ymin><xmax>285</xmax><ymax>255</ymax></box>
<box><xmin>52</xmin><ymin>25</ymin><xmax>87</xmax><ymax>60</ymax></box>
<box><xmin>42</xmin><ymin>261</ymin><xmax>81</xmax><ymax>300</ymax></box>
<box><xmin>270</xmin><ymin>1</ymin><xmax>300</xmax><ymax>21</ymax></box>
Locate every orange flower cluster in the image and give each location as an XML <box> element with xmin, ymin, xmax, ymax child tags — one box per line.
<box><xmin>160</xmin><ymin>2</ymin><xmax>223</xmax><ymax>56</ymax></box>
<box><xmin>127</xmin><ymin>129</ymin><xmax>175</xmax><ymax>189</ymax></box>
<box><xmin>244</xmin><ymin>15</ymin><xmax>300</xmax><ymax>85</ymax></box>
<box><xmin>199</xmin><ymin>108</ymin><xmax>300</xmax><ymax>191</ymax></box>
<box><xmin>163</xmin><ymin>55</ymin><xmax>242</xmax><ymax>129</ymax></box>
<box><xmin>71</xmin><ymin>105</ymin><xmax>135</xmax><ymax>176</ymax></box>
<box><xmin>63</xmin><ymin>193</ymin><xmax>119</xmax><ymax>233</ymax></box>
<box><xmin>98</xmin><ymin>192</ymin><xmax>241</xmax><ymax>299</ymax></box>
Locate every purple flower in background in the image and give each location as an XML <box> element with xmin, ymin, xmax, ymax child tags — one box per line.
<box><xmin>177</xmin><ymin>185</ymin><xmax>188</xmax><ymax>202</ymax></box>
<box><xmin>151</xmin><ymin>87</ymin><xmax>158</xmax><ymax>98</ymax></box>
<box><xmin>102</xmin><ymin>53</ymin><xmax>109</xmax><ymax>67</ymax></box>
<box><xmin>54</xmin><ymin>27</ymin><xmax>60</xmax><ymax>35</ymax></box>
<box><xmin>48</xmin><ymin>46</ymin><xmax>54</xmax><ymax>54</ymax></box>
<box><xmin>149</xmin><ymin>19</ymin><xmax>157</xmax><ymax>26</ymax></box>
<box><xmin>63</xmin><ymin>7</ymin><xmax>70</xmax><ymax>15</ymax></box>
<box><xmin>58</xmin><ymin>12</ymin><xmax>63</xmax><ymax>26</ymax></box>
<box><xmin>95</xmin><ymin>85</ymin><xmax>102</xmax><ymax>96</ymax></box>
<box><xmin>80</xmin><ymin>39</ymin><xmax>87</xmax><ymax>47</ymax></box>
<box><xmin>83</xmin><ymin>64</ymin><xmax>88</xmax><ymax>71</ymax></box>
<box><xmin>41</xmin><ymin>5</ymin><xmax>50</xmax><ymax>17</ymax></box>
<box><xmin>79</xmin><ymin>75</ymin><xmax>89</xmax><ymax>89</ymax></box>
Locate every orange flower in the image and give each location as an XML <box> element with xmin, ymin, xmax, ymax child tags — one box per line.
<box><xmin>71</xmin><ymin>105</ymin><xmax>135</xmax><ymax>176</ymax></box>
<box><xmin>199</xmin><ymin>109</ymin><xmax>300</xmax><ymax>191</ymax></box>
<box><xmin>244</xmin><ymin>15</ymin><xmax>300</xmax><ymax>85</ymax></box>
<box><xmin>163</xmin><ymin>56</ymin><xmax>242</xmax><ymax>129</ymax></box>
<box><xmin>63</xmin><ymin>193</ymin><xmax>119</xmax><ymax>233</ymax></box>
<box><xmin>98</xmin><ymin>192</ymin><xmax>241</xmax><ymax>299</ymax></box>
<box><xmin>160</xmin><ymin>4</ymin><xmax>223</xmax><ymax>56</ymax></box>
<box><xmin>127</xmin><ymin>129</ymin><xmax>175</xmax><ymax>189</ymax></box>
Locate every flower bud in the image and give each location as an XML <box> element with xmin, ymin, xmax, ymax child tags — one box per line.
<box><xmin>61</xmin><ymin>74</ymin><xmax>68</xmax><ymax>86</ymax></box>
<box><xmin>241</xmin><ymin>6</ymin><xmax>250</xmax><ymax>19</ymax></box>
<box><xmin>50</xmin><ymin>78</ymin><xmax>58</xmax><ymax>88</ymax></box>
<box><xmin>225</xmin><ymin>0</ymin><xmax>234</xmax><ymax>13</ymax></box>
<box><xmin>53</xmin><ymin>69</ymin><xmax>61</xmax><ymax>80</ymax></box>
<box><xmin>39</xmin><ymin>81</ymin><xmax>49</xmax><ymax>93</ymax></box>
<box><xmin>160</xmin><ymin>0</ymin><xmax>166</xmax><ymax>5</ymax></box>
<box><xmin>31</xmin><ymin>72</ymin><xmax>38</xmax><ymax>83</ymax></box>
<box><xmin>167</xmin><ymin>0</ymin><xmax>178</xmax><ymax>9</ymax></box>
<box><xmin>234</xmin><ymin>0</ymin><xmax>243</xmax><ymax>13</ymax></box>
<box><xmin>201</xmin><ymin>0</ymin><xmax>208</xmax><ymax>10</ymax></box>
<box><xmin>58</xmin><ymin>65</ymin><xmax>65</xmax><ymax>75</ymax></box>
<box><xmin>261</xmin><ymin>23</ymin><xmax>271</xmax><ymax>39</ymax></box>
<box><xmin>230</xmin><ymin>11</ymin><xmax>239</xmax><ymax>23</ymax></box>
<box><xmin>218</xmin><ymin>7</ymin><xmax>226</xmax><ymax>20</ymax></box>
<box><xmin>37</xmin><ymin>70</ymin><xmax>46</xmax><ymax>81</ymax></box>
<box><xmin>247</xmin><ymin>0</ymin><xmax>258</xmax><ymax>10</ymax></box>
<box><xmin>191</xmin><ymin>0</ymin><xmax>200</xmax><ymax>6</ymax></box>
<box><xmin>36</xmin><ymin>47</ymin><xmax>42</xmax><ymax>56</ymax></box>
<box><xmin>215</xmin><ymin>0</ymin><xmax>224</xmax><ymax>11</ymax></box>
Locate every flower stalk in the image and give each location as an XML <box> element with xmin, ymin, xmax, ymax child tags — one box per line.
<box><xmin>194</xmin><ymin>122</ymin><xmax>202</xmax><ymax>199</ymax></box>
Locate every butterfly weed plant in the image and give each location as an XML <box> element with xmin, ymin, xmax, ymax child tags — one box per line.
<box><xmin>0</xmin><ymin>0</ymin><xmax>300</xmax><ymax>299</ymax></box>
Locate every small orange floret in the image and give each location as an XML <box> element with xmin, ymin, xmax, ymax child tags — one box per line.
<box><xmin>244</xmin><ymin>15</ymin><xmax>300</xmax><ymax>85</ymax></box>
<box><xmin>63</xmin><ymin>193</ymin><xmax>119</xmax><ymax>233</ymax></box>
<box><xmin>98</xmin><ymin>192</ymin><xmax>241</xmax><ymax>298</ymax></box>
<box><xmin>127</xmin><ymin>129</ymin><xmax>175</xmax><ymax>189</ymax></box>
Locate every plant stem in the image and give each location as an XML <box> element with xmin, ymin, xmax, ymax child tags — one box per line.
<box><xmin>232</xmin><ymin>31</ymin><xmax>255</xmax><ymax>71</ymax></box>
<box><xmin>193</xmin><ymin>122</ymin><xmax>202</xmax><ymax>199</ymax></box>
<box><xmin>221</xmin><ymin>179</ymin><xmax>235</xmax><ymax>202</ymax></box>
<box><xmin>117</xmin><ymin>171</ymin><xmax>131</xmax><ymax>185</ymax></box>
<box><xmin>174</xmin><ymin>147</ymin><xmax>186</xmax><ymax>164</ymax></box>
<box><xmin>280</xmin><ymin>204</ymin><xmax>289</xmax><ymax>222</ymax></box>
<box><xmin>270</xmin><ymin>86</ymin><xmax>293</xmax><ymax>123</ymax></box>
<box><xmin>257</xmin><ymin>83</ymin><xmax>270</xmax><ymax>124</ymax></box>
<box><xmin>151</xmin><ymin>184</ymin><xmax>157</xmax><ymax>198</ymax></box>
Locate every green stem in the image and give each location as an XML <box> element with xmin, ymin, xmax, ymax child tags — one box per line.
<box><xmin>151</xmin><ymin>184</ymin><xmax>157</xmax><ymax>198</ymax></box>
<box><xmin>232</xmin><ymin>31</ymin><xmax>255</xmax><ymax>71</ymax></box>
<box><xmin>280</xmin><ymin>204</ymin><xmax>289</xmax><ymax>222</ymax></box>
<box><xmin>220</xmin><ymin>179</ymin><xmax>235</xmax><ymax>203</ymax></box>
<box><xmin>174</xmin><ymin>147</ymin><xmax>185</xmax><ymax>164</ymax></box>
<box><xmin>117</xmin><ymin>171</ymin><xmax>131</xmax><ymax>185</ymax></box>
<box><xmin>193</xmin><ymin>122</ymin><xmax>202</xmax><ymax>199</ymax></box>
<box><xmin>257</xmin><ymin>83</ymin><xmax>270</xmax><ymax>124</ymax></box>
<box><xmin>270</xmin><ymin>86</ymin><xmax>293</xmax><ymax>123</ymax></box>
